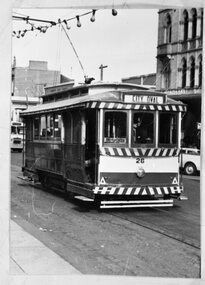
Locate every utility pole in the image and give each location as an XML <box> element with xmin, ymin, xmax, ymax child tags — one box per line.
<box><xmin>99</xmin><ymin>64</ymin><xmax>108</xmax><ymax>81</ymax></box>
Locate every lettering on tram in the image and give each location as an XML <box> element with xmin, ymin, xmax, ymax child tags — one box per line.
<box><xmin>124</xmin><ymin>94</ymin><xmax>164</xmax><ymax>104</ymax></box>
<box><xmin>20</xmin><ymin>82</ymin><xmax>187</xmax><ymax>209</ymax></box>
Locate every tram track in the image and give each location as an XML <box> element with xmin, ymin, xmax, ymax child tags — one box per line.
<box><xmin>106</xmin><ymin>209</ymin><xmax>200</xmax><ymax>250</ymax></box>
<box><xmin>17</xmin><ymin>177</ymin><xmax>200</xmax><ymax>250</ymax></box>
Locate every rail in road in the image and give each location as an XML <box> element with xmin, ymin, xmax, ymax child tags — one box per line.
<box><xmin>10</xmin><ymin>152</ymin><xmax>201</xmax><ymax>277</ymax></box>
<box><xmin>16</xmin><ymin>170</ymin><xmax>200</xmax><ymax>250</ymax></box>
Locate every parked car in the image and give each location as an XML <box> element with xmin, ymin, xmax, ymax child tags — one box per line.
<box><xmin>180</xmin><ymin>148</ymin><xmax>200</xmax><ymax>175</ymax></box>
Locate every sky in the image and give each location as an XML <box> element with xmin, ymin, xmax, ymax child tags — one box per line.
<box><xmin>12</xmin><ymin>8</ymin><xmax>159</xmax><ymax>84</ymax></box>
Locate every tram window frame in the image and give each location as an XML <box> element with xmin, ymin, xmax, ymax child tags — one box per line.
<box><xmin>103</xmin><ymin>110</ymin><xmax>128</xmax><ymax>147</ymax></box>
<box><xmin>33</xmin><ymin>113</ymin><xmax>62</xmax><ymax>142</ymax></box>
<box><xmin>158</xmin><ymin>112</ymin><xmax>178</xmax><ymax>147</ymax></box>
<box><xmin>131</xmin><ymin>111</ymin><xmax>155</xmax><ymax>147</ymax></box>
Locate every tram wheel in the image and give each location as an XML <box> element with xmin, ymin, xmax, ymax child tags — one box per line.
<box><xmin>184</xmin><ymin>162</ymin><xmax>197</xmax><ymax>176</ymax></box>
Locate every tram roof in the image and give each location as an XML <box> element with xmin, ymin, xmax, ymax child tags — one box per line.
<box><xmin>42</xmin><ymin>82</ymin><xmax>148</xmax><ymax>97</ymax></box>
<box><xmin>21</xmin><ymin>89</ymin><xmax>186</xmax><ymax>117</ymax></box>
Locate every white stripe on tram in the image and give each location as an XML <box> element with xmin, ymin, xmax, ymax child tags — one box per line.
<box><xmin>156</xmin><ymin>187</ymin><xmax>162</xmax><ymax>194</ymax></box>
<box><xmin>134</xmin><ymin>188</ymin><xmax>141</xmax><ymax>195</ymax></box>
<box><xmin>125</xmin><ymin>148</ymin><xmax>132</xmax><ymax>156</ymax></box>
<box><xmin>91</xmin><ymin>102</ymin><xmax>97</xmax><ymax>108</ymax></box>
<box><xmin>164</xmin><ymin>187</ymin><xmax>169</xmax><ymax>194</ymax></box>
<box><xmin>126</xmin><ymin>187</ymin><xmax>133</xmax><ymax>195</ymax></box>
<box><xmin>108</xmin><ymin>103</ymin><xmax>115</xmax><ymax>109</ymax></box>
<box><xmin>109</xmin><ymin>147</ymin><xmax>115</xmax><ymax>156</ymax></box>
<box><xmin>109</xmin><ymin>187</ymin><xmax>116</xmax><ymax>195</ymax></box>
<box><xmin>117</xmin><ymin>103</ymin><xmax>123</xmax><ymax>109</ymax></box>
<box><xmin>117</xmin><ymin>148</ymin><xmax>124</xmax><ymax>156</ymax></box>
<box><xmin>99</xmin><ymin>102</ymin><xmax>106</xmax><ymax>108</ymax></box>
<box><xmin>149</xmin><ymin>105</ymin><xmax>155</xmax><ymax>110</ymax></box>
<box><xmin>148</xmin><ymin>187</ymin><xmax>155</xmax><ymax>195</ymax></box>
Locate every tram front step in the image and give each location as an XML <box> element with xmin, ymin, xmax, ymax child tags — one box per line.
<box><xmin>74</xmin><ymin>195</ymin><xmax>95</xmax><ymax>202</ymax></box>
<box><xmin>100</xmin><ymin>199</ymin><xmax>174</xmax><ymax>209</ymax></box>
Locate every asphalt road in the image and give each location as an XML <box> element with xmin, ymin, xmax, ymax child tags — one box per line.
<box><xmin>10</xmin><ymin>151</ymin><xmax>201</xmax><ymax>278</ymax></box>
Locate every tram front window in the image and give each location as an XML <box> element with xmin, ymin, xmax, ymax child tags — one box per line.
<box><xmin>132</xmin><ymin>112</ymin><xmax>154</xmax><ymax>145</ymax></box>
<box><xmin>159</xmin><ymin>113</ymin><xmax>177</xmax><ymax>146</ymax></box>
<box><xmin>104</xmin><ymin>111</ymin><xmax>127</xmax><ymax>144</ymax></box>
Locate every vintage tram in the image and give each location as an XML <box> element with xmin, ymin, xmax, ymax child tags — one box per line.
<box><xmin>21</xmin><ymin>82</ymin><xmax>187</xmax><ymax>208</ymax></box>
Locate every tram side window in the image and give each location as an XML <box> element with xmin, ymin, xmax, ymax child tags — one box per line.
<box><xmin>47</xmin><ymin>114</ymin><xmax>54</xmax><ymax>139</ymax></box>
<box><xmin>34</xmin><ymin>117</ymin><xmax>40</xmax><ymax>140</ymax></box>
<box><xmin>159</xmin><ymin>113</ymin><xmax>177</xmax><ymax>146</ymax></box>
<box><xmin>132</xmin><ymin>112</ymin><xmax>154</xmax><ymax>145</ymax></box>
<box><xmin>72</xmin><ymin>111</ymin><xmax>81</xmax><ymax>143</ymax></box>
<box><xmin>40</xmin><ymin>115</ymin><xmax>46</xmax><ymax>139</ymax></box>
<box><xmin>54</xmin><ymin>114</ymin><xmax>61</xmax><ymax>139</ymax></box>
<box><xmin>104</xmin><ymin>111</ymin><xmax>127</xmax><ymax>144</ymax></box>
<box><xmin>34</xmin><ymin>114</ymin><xmax>62</xmax><ymax>141</ymax></box>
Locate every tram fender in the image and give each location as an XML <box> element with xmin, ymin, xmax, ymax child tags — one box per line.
<box><xmin>66</xmin><ymin>182</ymin><xmax>95</xmax><ymax>199</ymax></box>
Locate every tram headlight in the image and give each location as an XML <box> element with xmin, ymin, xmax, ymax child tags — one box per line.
<box><xmin>136</xmin><ymin>167</ymin><xmax>146</xmax><ymax>178</ymax></box>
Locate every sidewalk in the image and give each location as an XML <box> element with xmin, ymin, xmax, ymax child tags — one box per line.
<box><xmin>10</xmin><ymin>221</ymin><xmax>81</xmax><ymax>275</ymax></box>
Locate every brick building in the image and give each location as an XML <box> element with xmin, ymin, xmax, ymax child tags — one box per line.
<box><xmin>11</xmin><ymin>59</ymin><xmax>74</xmax><ymax>122</ymax></box>
<box><xmin>156</xmin><ymin>8</ymin><xmax>203</xmax><ymax>147</ymax></box>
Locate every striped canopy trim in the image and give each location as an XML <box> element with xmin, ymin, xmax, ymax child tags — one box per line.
<box><xmin>100</xmin><ymin>147</ymin><xmax>180</xmax><ymax>157</ymax></box>
<box><xmin>86</xmin><ymin>101</ymin><xmax>186</xmax><ymax>112</ymax></box>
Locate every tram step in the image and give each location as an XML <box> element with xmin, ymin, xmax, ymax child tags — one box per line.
<box><xmin>74</xmin><ymin>195</ymin><xmax>94</xmax><ymax>202</ymax></box>
<box><xmin>178</xmin><ymin>195</ymin><xmax>188</xmax><ymax>201</ymax></box>
<box><xmin>100</xmin><ymin>199</ymin><xmax>174</xmax><ymax>209</ymax></box>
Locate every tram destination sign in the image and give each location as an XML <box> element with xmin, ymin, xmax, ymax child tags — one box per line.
<box><xmin>124</xmin><ymin>94</ymin><xmax>165</xmax><ymax>104</ymax></box>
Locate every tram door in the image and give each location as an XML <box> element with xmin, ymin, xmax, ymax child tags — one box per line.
<box><xmin>85</xmin><ymin>109</ymin><xmax>98</xmax><ymax>183</ymax></box>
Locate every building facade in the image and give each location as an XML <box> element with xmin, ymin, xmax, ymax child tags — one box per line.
<box><xmin>156</xmin><ymin>8</ymin><xmax>203</xmax><ymax>147</ymax></box>
<box><xmin>121</xmin><ymin>73</ymin><xmax>156</xmax><ymax>89</ymax></box>
<box><xmin>11</xmin><ymin>59</ymin><xmax>73</xmax><ymax>122</ymax></box>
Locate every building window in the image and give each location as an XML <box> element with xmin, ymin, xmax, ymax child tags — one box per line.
<box><xmin>182</xmin><ymin>58</ymin><xmax>187</xmax><ymax>88</ymax></box>
<box><xmin>164</xmin><ymin>14</ymin><xmax>172</xmax><ymax>43</ymax></box>
<box><xmin>190</xmin><ymin>57</ymin><xmax>195</xmax><ymax>88</ymax></box>
<box><xmin>191</xmin><ymin>8</ymin><xmax>197</xmax><ymax>39</ymax></box>
<box><xmin>183</xmin><ymin>10</ymin><xmax>189</xmax><ymax>41</ymax></box>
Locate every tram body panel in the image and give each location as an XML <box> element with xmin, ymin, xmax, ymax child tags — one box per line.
<box><xmin>98</xmin><ymin>154</ymin><xmax>180</xmax><ymax>186</ymax></box>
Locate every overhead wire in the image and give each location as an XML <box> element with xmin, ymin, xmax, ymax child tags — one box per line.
<box><xmin>60</xmin><ymin>23</ymin><xmax>87</xmax><ymax>79</ymax></box>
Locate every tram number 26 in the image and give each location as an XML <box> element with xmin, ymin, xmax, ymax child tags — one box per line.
<box><xmin>136</xmin><ymin>158</ymin><xmax>145</xmax><ymax>163</ymax></box>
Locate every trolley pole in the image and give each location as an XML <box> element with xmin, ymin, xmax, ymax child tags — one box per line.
<box><xmin>99</xmin><ymin>64</ymin><xmax>108</xmax><ymax>81</ymax></box>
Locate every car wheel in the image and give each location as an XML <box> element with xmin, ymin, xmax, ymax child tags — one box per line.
<box><xmin>184</xmin><ymin>162</ymin><xmax>197</xmax><ymax>175</ymax></box>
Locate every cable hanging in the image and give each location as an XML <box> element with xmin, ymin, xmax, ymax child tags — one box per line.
<box><xmin>60</xmin><ymin>23</ymin><xmax>94</xmax><ymax>84</ymax></box>
<box><xmin>12</xmin><ymin>9</ymin><xmax>118</xmax><ymax>39</ymax></box>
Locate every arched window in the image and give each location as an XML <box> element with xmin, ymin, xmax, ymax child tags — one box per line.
<box><xmin>190</xmin><ymin>57</ymin><xmax>195</xmax><ymax>88</ymax></box>
<box><xmin>198</xmin><ymin>55</ymin><xmax>202</xmax><ymax>87</ymax></box>
<box><xmin>182</xmin><ymin>58</ymin><xmax>187</xmax><ymax>88</ymax></box>
<box><xmin>191</xmin><ymin>8</ymin><xmax>197</xmax><ymax>39</ymax></box>
<box><xmin>165</xmin><ymin>14</ymin><xmax>172</xmax><ymax>43</ymax></box>
<box><xmin>183</xmin><ymin>10</ymin><xmax>189</xmax><ymax>41</ymax></box>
